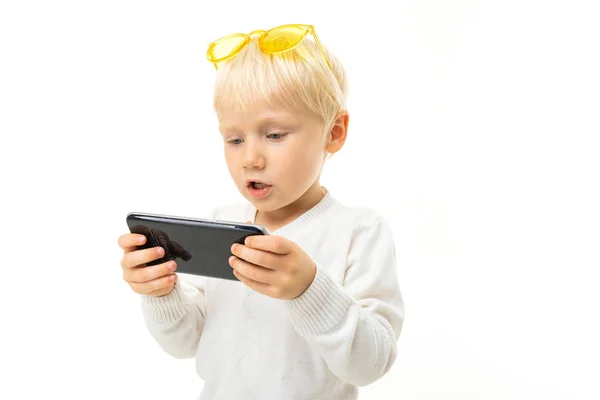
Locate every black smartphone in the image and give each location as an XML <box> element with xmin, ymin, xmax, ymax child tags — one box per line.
<box><xmin>126</xmin><ymin>212</ymin><xmax>270</xmax><ymax>281</ymax></box>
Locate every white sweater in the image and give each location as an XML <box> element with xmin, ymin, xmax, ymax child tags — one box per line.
<box><xmin>141</xmin><ymin>191</ymin><xmax>405</xmax><ymax>399</ymax></box>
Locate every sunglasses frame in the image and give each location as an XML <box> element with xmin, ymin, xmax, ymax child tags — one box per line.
<box><xmin>206</xmin><ymin>24</ymin><xmax>333</xmax><ymax>71</ymax></box>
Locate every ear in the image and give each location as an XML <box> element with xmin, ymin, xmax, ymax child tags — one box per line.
<box><xmin>325</xmin><ymin>111</ymin><xmax>349</xmax><ymax>154</ymax></box>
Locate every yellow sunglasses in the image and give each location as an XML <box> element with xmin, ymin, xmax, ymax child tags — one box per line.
<box><xmin>206</xmin><ymin>24</ymin><xmax>332</xmax><ymax>71</ymax></box>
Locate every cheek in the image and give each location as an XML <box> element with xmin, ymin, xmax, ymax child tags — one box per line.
<box><xmin>281</xmin><ymin>146</ymin><xmax>322</xmax><ymax>180</ymax></box>
<box><xmin>224</xmin><ymin>146</ymin><xmax>240</xmax><ymax>162</ymax></box>
<box><xmin>224</xmin><ymin>152</ymin><xmax>233</xmax><ymax>168</ymax></box>
<box><xmin>224</xmin><ymin>151</ymin><xmax>240</xmax><ymax>175</ymax></box>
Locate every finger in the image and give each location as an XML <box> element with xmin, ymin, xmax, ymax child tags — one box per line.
<box><xmin>244</xmin><ymin>235</ymin><xmax>291</xmax><ymax>255</ymax></box>
<box><xmin>124</xmin><ymin>260</ymin><xmax>177</xmax><ymax>284</ymax></box>
<box><xmin>229</xmin><ymin>255</ymin><xmax>275</xmax><ymax>284</ymax></box>
<box><xmin>121</xmin><ymin>246</ymin><xmax>165</xmax><ymax>269</ymax></box>
<box><xmin>232</xmin><ymin>268</ymin><xmax>270</xmax><ymax>295</ymax></box>
<box><xmin>129</xmin><ymin>273</ymin><xmax>177</xmax><ymax>295</ymax></box>
<box><xmin>118</xmin><ymin>233</ymin><xmax>147</xmax><ymax>253</ymax></box>
<box><xmin>231</xmin><ymin>243</ymin><xmax>280</xmax><ymax>270</ymax></box>
<box><xmin>147</xmin><ymin>285</ymin><xmax>176</xmax><ymax>297</ymax></box>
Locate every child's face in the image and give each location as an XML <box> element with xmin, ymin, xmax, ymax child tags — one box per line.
<box><xmin>218</xmin><ymin>102</ymin><xmax>328</xmax><ymax>213</ymax></box>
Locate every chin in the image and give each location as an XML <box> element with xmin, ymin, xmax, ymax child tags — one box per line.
<box><xmin>249</xmin><ymin>199</ymin><xmax>279</xmax><ymax>212</ymax></box>
<box><xmin>247</xmin><ymin>196</ymin><xmax>290</xmax><ymax>213</ymax></box>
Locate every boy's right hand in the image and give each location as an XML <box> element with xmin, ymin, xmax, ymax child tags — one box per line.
<box><xmin>118</xmin><ymin>233</ymin><xmax>177</xmax><ymax>297</ymax></box>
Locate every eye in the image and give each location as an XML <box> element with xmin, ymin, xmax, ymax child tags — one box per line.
<box><xmin>227</xmin><ymin>138</ymin><xmax>243</xmax><ymax>145</ymax></box>
<box><xmin>267</xmin><ymin>132</ymin><xmax>287</xmax><ymax>140</ymax></box>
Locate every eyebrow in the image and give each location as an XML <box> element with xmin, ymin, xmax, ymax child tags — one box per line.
<box><xmin>219</xmin><ymin>115</ymin><xmax>300</xmax><ymax>133</ymax></box>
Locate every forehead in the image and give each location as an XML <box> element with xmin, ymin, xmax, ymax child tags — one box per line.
<box><xmin>218</xmin><ymin>103</ymin><xmax>318</xmax><ymax>131</ymax></box>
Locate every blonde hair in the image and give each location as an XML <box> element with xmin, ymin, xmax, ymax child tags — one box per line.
<box><xmin>213</xmin><ymin>35</ymin><xmax>348</xmax><ymax>132</ymax></box>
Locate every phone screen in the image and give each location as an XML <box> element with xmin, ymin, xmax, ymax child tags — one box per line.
<box><xmin>127</xmin><ymin>214</ymin><xmax>266</xmax><ymax>281</ymax></box>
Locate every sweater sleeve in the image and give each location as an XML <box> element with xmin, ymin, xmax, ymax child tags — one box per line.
<box><xmin>284</xmin><ymin>217</ymin><xmax>405</xmax><ymax>387</ymax></box>
<box><xmin>139</xmin><ymin>209</ymin><xmax>218</xmax><ymax>359</ymax></box>
<box><xmin>140</xmin><ymin>276</ymin><xmax>207</xmax><ymax>359</ymax></box>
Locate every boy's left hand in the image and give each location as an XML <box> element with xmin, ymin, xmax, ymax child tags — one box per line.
<box><xmin>229</xmin><ymin>235</ymin><xmax>316</xmax><ymax>300</ymax></box>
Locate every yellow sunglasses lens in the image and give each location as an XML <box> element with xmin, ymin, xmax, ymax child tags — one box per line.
<box><xmin>208</xmin><ymin>34</ymin><xmax>248</xmax><ymax>62</ymax></box>
<box><xmin>260</xmin><ymin>26</ymin><xmax>306</xmax><ymax>53</ymax></box>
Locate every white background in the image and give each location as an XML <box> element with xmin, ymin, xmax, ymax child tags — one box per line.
<box><xmin>1</xmin><ymin>1</ymin><xmax>598</xmax><ymax>399</ymax></box>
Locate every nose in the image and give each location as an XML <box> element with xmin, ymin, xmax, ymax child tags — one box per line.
<box><xmin>242</xmin><ymin>139</ymin><xmax>265</xmax><ymax>170</ymax></box>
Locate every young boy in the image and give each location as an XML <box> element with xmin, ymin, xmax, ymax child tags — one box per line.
<box><xmin>118</xmin><ymin>24</ymin><xmax>404</xmax><ymax>399</ymax></box>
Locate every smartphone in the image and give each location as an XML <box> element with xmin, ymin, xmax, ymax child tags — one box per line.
<box><xmin>126</xmin><ymin>212</ymin><xmax>269</xmax><ymax>281</ymax></box>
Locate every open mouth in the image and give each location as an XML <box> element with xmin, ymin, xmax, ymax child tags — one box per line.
<box><xmin>247</xmin><ymin>180</ymin><xmax>271</xmax><ymax>189</ymax></box>
<box><xmin>246</xmin><ymin>180</ymin><xmax>273</xmax><ymax>198</ymax></box>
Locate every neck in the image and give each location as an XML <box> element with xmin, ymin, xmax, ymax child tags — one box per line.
<box><xmin>255</xmin><ymin>182</ymin><xmax>325</xmax><ymax>232</ymax></box>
